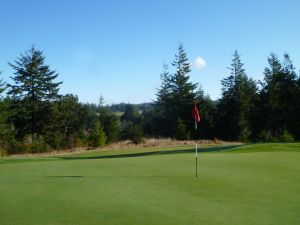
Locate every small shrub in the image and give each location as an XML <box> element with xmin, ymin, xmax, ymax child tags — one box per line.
<box><xmin>88</xmin><ymin>124</ymin><xmax>107</xmax><ymax>148</ymax></box>
<box><xmin>28</xmin><ymin>142</ymin><xmax>51</xmax><ymax>154</ymax></box>
<box><xmin>238</xmin><ymin>127</ymin><xmax>250</xmax><ymax>142</ymax></box>
<box><xmin>0</xmin><ymin>148</ymin><xmax>8</xmax><ymax>157</ymax></box>
<box><xmin>127</xmin><ymin>125</ymin><xmax>144</xmax><ymax>144</ymax></box>
<box><xmin>175</xmin><ymin>118</ymin><xmax>190</xmax><ymax>140</ymax></box>
<box><xmin>258</xmin><ymin>129</ymin><xmax>295</xmax><ymax>142</ymax></box>
<box><xmin>278</xmin><ymin>130</ymin><xmax>295</xmax><ymax>142</ymax></box>
<box><xmin>7</xmin><ymin>140</ymin><xmax>25</xmax><ymax>155</ymax></box>
<box><xmin>24</xmin><ymin>135</ymin><xmax>51</xmax><ymax>153</ymax></box>
<box><xmin>77</xmin><ymin>130</ymin><xmax>88</xmax><ymax>147</ymax></box>
<box><xmin>45</xmin><ymin>132</ymin><xmax>63</xmax><ymax>150</ymax></box>
<box><xmin>258</xmin><ymin>130</ymin><xmax>275</xmax><ymax>142</ymax></box>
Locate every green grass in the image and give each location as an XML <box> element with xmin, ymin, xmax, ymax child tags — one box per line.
<box><xmin>0</xmin><ymin>143</ymin><xmax>299</xmax><ymax>225</ymax></box>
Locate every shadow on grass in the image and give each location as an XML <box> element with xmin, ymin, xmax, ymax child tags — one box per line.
<box><xmin>45</xmin><ymin>175</ymin><xmax>84</xmax><ymax>178</ymax></box>
<box><xmin>58</xmin><ymin>144</ymin><xmax>243</xmax><ymax>161</ymax></box>
<box><xmin>0</xmin><ymin>158</ymin><xmax>58</xmax><ymax>165</ymax></box>
<box><xmin>44</xmin><ymin>175</ymin><xmax>189</xmax><ymax>178</ymax></box>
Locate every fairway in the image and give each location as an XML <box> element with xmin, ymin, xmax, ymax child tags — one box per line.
<box><xmin>0</xmin><ymin>143</ymin><xmax>299</xmax><ymax>225</ymax></box>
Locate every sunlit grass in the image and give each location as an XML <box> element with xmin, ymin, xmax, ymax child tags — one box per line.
<box><xmin>0</xmin><ymin>143</ymin><xmax>299</xmax><ymax>225</ymax></box>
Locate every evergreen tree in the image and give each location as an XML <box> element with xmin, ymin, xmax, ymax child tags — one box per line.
<box><xmin>217</xmin><ymin>50</ymin><xmax>258</xmax><ymax>141</ymax></box>
<box><xmin>295</xmin><ymin>73</ymin><xmax>300</xmax><ymax>139</ymax></box>
<box><xmin>196</xmin><ymin>86</ymin><xmax>217</xmax><ymax>139</ymax></box>
<box><xmin>121</xmin><ymin>104</ymin><xmax>144</xmax><ymax>143</ymax></box>
<box><xmin>157</xmin><ymin>62</ymin><xmax>172</xmax><ymax>105</ymax></box>
<box><xmin>258</xmin><ymin>53</ymin><xmax>298</xmax><ymax>140</ymax></box>
<box><xmin>88</xmin><ymin>123</ymin><xmax>106</xmax><ymax>148</ymax></box>
<box><xmin>156</xmin><ymin>44</ymin><xmax>198</xmax><ymax>139</ymax></box>
<box><xmin>54</xmin><ymin>95</ymin><xmax>82</xmax><ymax>136</ymax></box>
<box><xmin>141</xmin><ymin>107</ymin><xmax>159</xmax><ymax>138</ymax></box>
<box><xmin>7</xmin><ymin>46</ymin><xmax>62</xmax><ymax>139</ymax></box>
<box><xmin>155</xmin><ymin>62</ymin><xmax>172</xmax><ymax>136</ymax></box>
<box><xmin>98</xmin><ymin>97</ymin><xmax>120</xmax><ymax>143</ymax></box>
<box><xmin>0</xmin><ymin>73</ymin><xmax>12</xmax><ymax>154</ymax></box>
<box><xmin>0</xmin><ymin>72</ymin><xmax>6</xmax><ymax>97</ymax></box>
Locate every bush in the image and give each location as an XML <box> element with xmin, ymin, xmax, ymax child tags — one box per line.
<box><xmin>24</xmin><ymin>135</ymin><xmax>51</xmax><ymax>153</ymax></box>
<box><xmin>175</xmin><ymin>118</ymin><xmax>190</xmax><ymax>140</ymax></box>
<box><xmin>0</xmin><ymin>148</ymin><xmax>7</xmax><ymax>157</ymax></box>
<box><xmin>0</xmin><ymin>128</ymin><xmax>23</xmax><ymax>155</ymax></box>
<box><xmin>278</xmin><ymin>130</ymin><xmax>295</xmax><ymax>142</ymax></box>
<box><xmin>45</xmin><ymin>132</ymin><xmax>63</xmax><ymax>150</ymax></box>
<box><xmin>238</xmin><ymin>127</ymin><xmax>250</xmax><ymax>142</ymax></box>
<box><xmin>77</xmin><ymin>130</ymin><xmax>88</xmax><ymax>147</ymax></box>
<box><xmin>6</xmin><ymin>140</ymin><xmax>24</xmax><ymax>155</ymax></box>
<box><xmin>28</xmin><ymin>141</ymin><xmax>51</xmax><ymax>153</ymax></box>
<box><xmin>258</xmin><ymin>129</ymin><xmax>295</xmax><ymax>142</ymax></box>
<box><xmin>127</xmin><ymin>124</ymin><xmax>144</xmax><ymax>144</ymax></box>
<box><xmin>88</xmin><ymin>124</ymin><xmax>107</xmax><ymax>148</ymax></box>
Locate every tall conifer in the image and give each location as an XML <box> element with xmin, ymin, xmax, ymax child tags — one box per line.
<box><xmin>8</xmin><ymin>46</ymin><xmax>62</xmax><ymax>139</ymax></box>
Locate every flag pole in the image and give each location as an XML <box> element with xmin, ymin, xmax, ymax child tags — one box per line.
<box><xmin>195</xmin><ymin>125</ymin><xmax>198</xmax><ymax>177</ymax></box>
<box><xmin>192</xmin><ymin>100</ymin><xmax>200</xmax><ymax>178</ymax></box>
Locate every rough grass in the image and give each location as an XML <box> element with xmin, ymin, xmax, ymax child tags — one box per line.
<box><xmin>0</xmin><ymin>143</ymin><xmax>299</xmax><ymax>225</ymax></box>
<box><xmin>2</xmin><ymin>138</ymin><xmax>239</xmax><ymax>158</ymax></box>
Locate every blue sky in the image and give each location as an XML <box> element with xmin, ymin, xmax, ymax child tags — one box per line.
<box><xmin>0</xmin><ymin>0</ymin><xmax>299</xmax><ymax>104</ymax></box>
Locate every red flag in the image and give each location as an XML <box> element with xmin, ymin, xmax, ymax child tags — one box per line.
<box><xmin>192</xmin><ymin>102</ymin><xmax>200</xmax><ymax>129</ymax></box>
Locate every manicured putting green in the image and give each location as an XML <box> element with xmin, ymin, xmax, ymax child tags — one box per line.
<box><xmin>0</xmin><ymin>143</ymin><xmax>299</xmax><ymax>225</ymax></box>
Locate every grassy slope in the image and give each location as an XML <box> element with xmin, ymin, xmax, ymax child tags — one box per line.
<box><xmin>0</xmin><ymin>143</ymin><xmax>299</xmax><ymax>225</ymax></box>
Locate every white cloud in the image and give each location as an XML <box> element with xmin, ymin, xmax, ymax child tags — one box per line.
<box><xmin>192</xmin><ymin>56</ymin><xmax>207</xmax><ymax>69</ymax></box>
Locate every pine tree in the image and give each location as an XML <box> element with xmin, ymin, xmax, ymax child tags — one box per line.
<box><xmin>171</xmin><ymin>44</ymin><xmax>198</xmax><ymax>136</ymax></box>
<box><xmin>88</xmin><ymin>123</ymin><xmax>106</xmax><ymax>148</ymax></box>
<box><xmin>0</xmin><ymin>72</ymin><xmax>6</xmax><ymax>98</ymax></box>
<box><xmin>156</xmin><ymin>44</ymin><xmax>198</xmax><ymax>139</ymax></box>
<box><xmin>0</xmin><ymin>72</ymin><xmax>12</xmax><ymax>153</ymax></box>
<box><xmin>98</xmin><ymin>96</ymin><xmax>120</xmax><ymax>143</ymax></box>
<box><xmin>196</xmin><ymin>86</ymin><xmax>217</xmax><ymax>139</ymax></box>
<box><xmin>120</xmin><ymin>104</ymin><xmax>144</xmax><ymax>144</ymax></box>
<box><xmin>156</xmin><ymin>62</ymin><xmax>171</xmax><ymax>107</ymax></box>
<box><xmin>258</xmin><ymin>53</ymin><xmax>298</xmax><ymax>140</ymax></box>
<box><xmin>155</xmin><ymin>62</ymin><xmax>172</xmax><ymax>136</ymax></box>
<box><xmin>7</xmin><ymin>46</ymin><xmax>62</xmax><ymax>139</ymax></box>
<box><xmin>218</xmin><ymin>50</ymin><xmax>257</xmax><ymax>141</ymax></box>
<box><xmin>295</xmin><ymin>73</ymin><xmax>300</xmax><ymax>139</ymax></box>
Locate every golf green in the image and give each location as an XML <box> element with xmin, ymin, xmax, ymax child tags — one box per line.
<box><xmin>0</xmin><ymin>143</ymin><xmax>299</xmax><ymax>225</ymax></box>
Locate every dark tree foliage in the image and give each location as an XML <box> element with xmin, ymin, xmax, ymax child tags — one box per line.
<box><xmin>109</xmin><ymin>102</ymin><xmax>153</xmax><ymax>112</ymax></box>
<box><xmin>0</xmin><ymin>72</ymin><xmax>14</xmax><ymax>154</ymax></box>
<box><xmin>98</xmin><ymin>106</ymin><xmax>120</xmax><ymax>143</ymax></box>
<box><xmin>88</xmin><ymin>123</ymin><xmax>106</xmax><ymax>148</ymax></box>
<box><xmin>295</xmin><ymin>75</ymin><xmax>300</xmax><ymax>139</ymax></box>
<box><xmin>196</xmin><ymin>87</ymin><xmax>217</xmax><ymax>139</ymax></box>
<box><xmin>0</xmin><ymin>72</ymin><xmax>6</xmax><ymax>97</ymax></box>
<box><xmin>217</xmin><ymin>51</ymin><xmax>258</xmax><ymax>141</ymax></box>
<box><xmin>257</xmin><ymin>53</ymin><xmax>299</xmax><ymax>140</ymax></box>
<box><xmin>141</xmin><ymin>104</ymin><xmax>160</xmax><ymax>138</ymax></box>
<box><xmin>156</xmin><ymin>44</ymin><xmax>198</xmax><ymax>139</ymax></box>
<box><xmin>156</xmin><ymin>62</ymin><xmax>172</xmax><ymax>104</ymax></box>
<box><xmin>121</xmin><ymin>104</ymin><xmax>144</xmax><ymax>144</ymax></box>
<box><xmin>2</xmin><ymin>45</ymin><xmax>300</xmax><ymax>154</ymax></box>
<box><xmin>7</xmin><ymin>46</ymin><xmax>62</xmax><ymax>139</ymax></box>
<box><xmin>80</xmin><ymin>103</ymin><xmax>99</xmax><ymax>132</ymax></box>
<box><xmin>0</xmin><ymin>98</ymin><xmax>13</xmax><ymax>154</ymax></box>
<box><xmin>154</xmin><ymin>63</ymin><xmax>172</xmax><ymax>136</ymax></box>
<box><xmin>45</xmin><ymin>94</ymin><xmax>82</xmax><ymax>149</ymax></box>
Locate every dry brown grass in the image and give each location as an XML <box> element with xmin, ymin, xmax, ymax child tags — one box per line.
<box><xmin>3</xmin><ymin>138</ymin><xmax>241</xmax><ymax>158</ymax></box>
<box><xmin>103</xmin><ymin>138</ymin><xmax>237</xmax><ymax>150</ymax></box>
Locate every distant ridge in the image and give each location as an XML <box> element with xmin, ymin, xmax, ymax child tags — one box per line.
<box><xmin>108</xmin><ymin>102</ymin><xmax>154</xmax><ymax>112</ymax></box>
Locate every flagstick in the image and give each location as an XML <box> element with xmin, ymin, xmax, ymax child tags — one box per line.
<box><xmin>195</xmin><ymin>127</ymin><xmax>198</xmax><ymax>177</ymax></box>
<box><xmin>193</xmin><ymin>100</ymin><xmax>200</xmax><ymax>178</ymax></box>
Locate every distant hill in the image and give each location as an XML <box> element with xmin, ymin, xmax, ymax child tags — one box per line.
<box><xmin>107</xmin><ymin>102</ymin><xmax>154</xmax><ymax>113</ymax></box>
<box><xmin>106</xmin><ymin>100</ymin><xmax>219</xmax><ymax>113</ymax></box>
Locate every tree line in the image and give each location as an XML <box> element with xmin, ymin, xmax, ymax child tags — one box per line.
<box><xmin>0</xmin><ymin>45</ymin><xmax>299</xmax><ymax>155</ymax></box>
